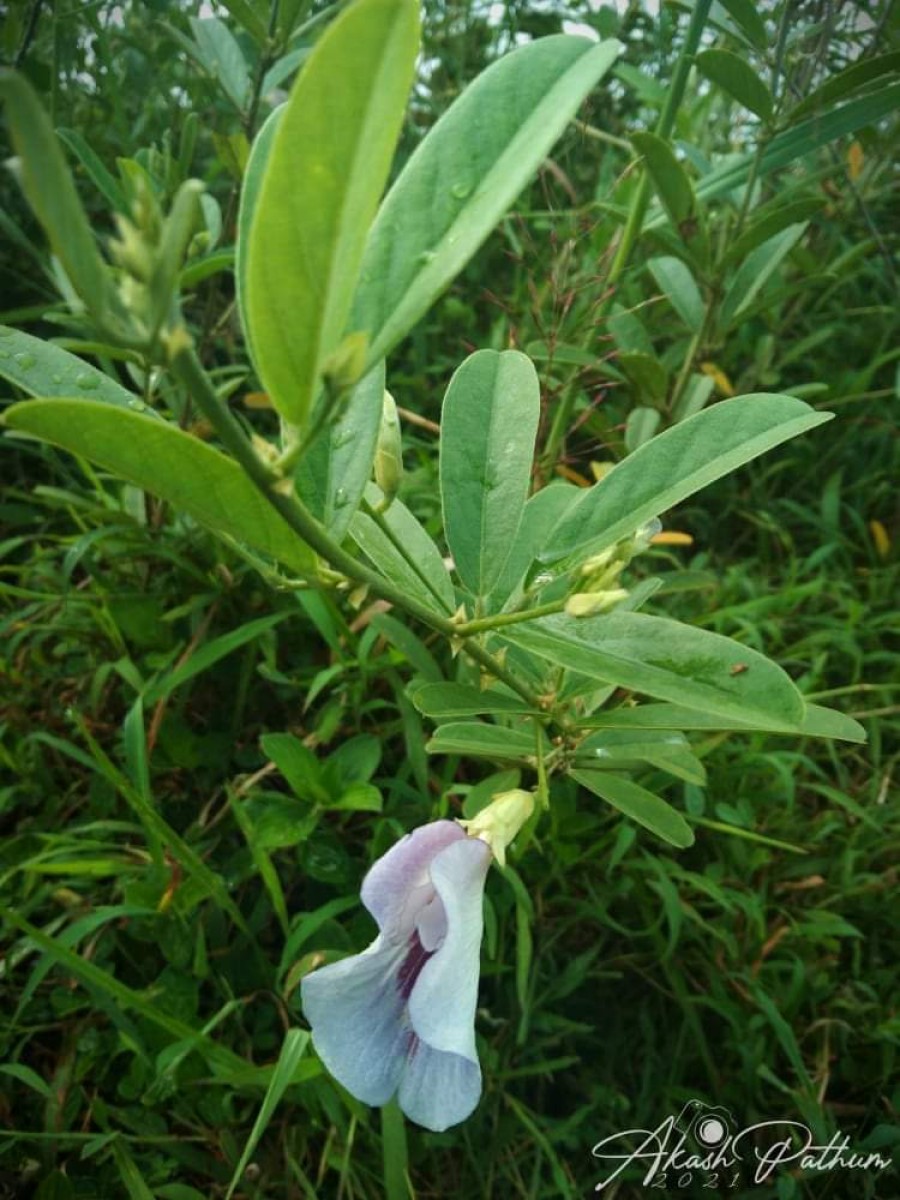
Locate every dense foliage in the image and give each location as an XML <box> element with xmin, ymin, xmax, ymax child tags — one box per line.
<box><xmin>1</xmin><ymin>1</ymin><xmax>898</xmax><ymax>1197</ymax></box>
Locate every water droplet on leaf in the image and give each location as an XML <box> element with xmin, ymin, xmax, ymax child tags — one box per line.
<box><xmin>451</xmin><ymin>181</ymin><xmax>472</xmax><ymax>199</ymax></box>
<box><xmin>13</xmin><ymin>352</ymin><xmax>35</xmax><ymax>370</ymax></box>
<box><xmin>75</xmin><ymin>373</ymin><xmax>99</xmax><ymax>390</ymax></box>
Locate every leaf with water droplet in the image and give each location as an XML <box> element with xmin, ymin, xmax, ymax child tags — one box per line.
<box><xmin>0</xmin><ymin>325</ymin><xmax>139</xmax><ymax>409</ymax></box>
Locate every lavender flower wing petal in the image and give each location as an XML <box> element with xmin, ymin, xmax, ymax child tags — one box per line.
<box><xmin>300</xmin><ymin>938</ymin><xmax>408</xmax><ymax>1106</ymax></box>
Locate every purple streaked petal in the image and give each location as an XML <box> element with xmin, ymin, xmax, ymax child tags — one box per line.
<box><xmin>398</xmin><ymin>1037</ymin><xmax>483</xmax><ymax>1132</ymax></box>
<box><xmin>300</xmin><ymin>937</ymin><xmax>408</xmax><ymax>1106</ymax></box>
<box><xmin>360</xmin><ymin>820</ymin><xmax>464</xmax><ymax>941</ymax></box>
<box><xmin>407</xmin><ymin>837</ymin><xmax>491</xmax><ymax>1061</ymax></box>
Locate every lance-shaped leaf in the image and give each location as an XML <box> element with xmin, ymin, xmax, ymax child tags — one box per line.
<box><xmin>631</xmin><ymin>131</ymin><xmax>694</xmax><ymax>226</ymax></box>
<box><xmin>294</xmin><ymin>363</ymin><xmax>385</xmax><ymax>543</ymax></box>
<box><xmin>696</xmin><ymin>49</ymin><xmax>774</xmax><ymax>122</ymax></box>
<box><xmin>351</xmin><ymin>483</ymin><xmax>455</xmax><ymax>615</ymax></box>
<box><xmin>236</xmin><ymin>104</ymin><xmax>284</xmax><ymax>376</ymax></box>
<box><xmin>539</xmin><ymin>394</ymin><xmax>832</xmax><ymax>564</ymax></box>
<box><xmin>0</xmin><ymin>70</ymin><xmax>124</xmax><ymax>333</ymax></box>
<box><xmin>583</xmin><ymin>701</ymin><xmax>866</xmax><ymax>743</ymax></box>
<box><xmin>4</xmin><ymin>399</ymin><xmax>313</xmax><ymax>575</ymax></box>
<box><xmin>0</xmin><ymin>327</ymin><xmax>139</xmax><ymax>408</ymax></box>
<box><xmin>571</xmin><ymin>770</ymin><xmax>695</xmax><ymax>849</ymax></box>
<box><xmin>500</xmin><ymin>611</ymin><xmax>806</xmax><ymax>729</ymax></box>
<box><xmin>353</xmin><ymin>36</ymin><xmax>622</xmax><ymax>365</ymax></box>
<box><xmin>718</xmin><ymin>224</ymin><xmax>808</xmax><ymax>330</ymax></box>
<box><xmin>244</xmin><ymin>0</ymin><xmax>419</xmax><ymax>426</ymax></box>
<box><xmin>440</xmin><ymin>350</ymin><xmax>540</xmax><ymax>596</ymax></box>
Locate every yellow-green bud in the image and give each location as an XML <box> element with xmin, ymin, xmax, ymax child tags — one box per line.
<box><xmin>458</xmin><ymin>788</ymin><xmax>535</xmax><ymax>866</ymax></box>
<box><xmin>322</xmin><ymin>331</ymin><xmax>368</xmax><ymax>394</ymax></box>
<box><xmin>565</xmin><ymin>587</ymin><xmax>628</xmax><ymax>617</ymax></box>
<box><xmin>374</xmin><ymin>390</ymin><xmax>403</xmax><ymax>510</ymax></box>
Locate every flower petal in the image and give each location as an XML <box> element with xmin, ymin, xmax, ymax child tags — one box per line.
<box><xmin>398</xmin><ymin>1038</ymin><xmax>482</xmax><ymax>1132</ymax></box>
<box><xmin>301</xmin><ymin>937</ymin><xmax>408</xmax><ymax>1106</ymax></box>
<box><xmin>407</xmin><ymin>837</ymin><xmax>491</xmax><ymax>1060</ymax></box>
<box><xmin>361</xmin><ymin>820</ymin><xmax>464</xmax><ymax>941</ymax></box>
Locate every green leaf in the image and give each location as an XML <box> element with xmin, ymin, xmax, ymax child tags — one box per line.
<box><xmin>574</xmin><ymin>729</ymin><xmax>707</xmax><ymax>786</ymax></box>
<box><xmin>631</xmin><ymin>131</ymin><xmax>694</xmax><ymax>225</ymax></box>
<box><xmin>718</xmin><ymin>223</ymin><xmax>807</xmax><ymax>329</ymax></box>
<box><xmin>225</xmin><ymin>1030</ymin><xmax>310</xmax><ymax>1199</ymax></box>
<box><xmin>410</xmin><ymin>682</ymin><xmax>538</xmax><ymax>718</ymax></box>
<box><xmin>624</xmin><ymin>405</ymin><xmax>662</xmax><ymax>452</ymax></box>
<box><xmin>540</xmin><ymin>393</ymin><xmax>831</xmax><ymax>564</ymax></box>
<box><xmin>617</xmin><ymin>351</ymin><xmax>669</xmax><ymax>404</ymax></box>
<box><xmin>716</xmin><ymin>0</ymin><xmax>768</xmax><ymax>49</ymax></box>
<box><xmin>295</xmin><ymin>363</ymin><xmax>386</xmax><ymax>542</ymax></box>
<box><xmin>353</xmin><ymin>36</ymin><xmax>622</xmax><ymax>364</ymax></box>
<box><xmin>696</xmin><ymin>48</ymin><xmax>774</xmax><ymax>121</ymax></box>
<box><xmin>144</xmin><ymin>614</ymin><xmax>285</xmax><ymax>706</ymax></box>
<box><xmin>328</xmin><ymin>783</ymin><xmax>383</xmax><ymax>813</ymax></box>
<box><xmin>236</xmin><ymin>103</ymin><xmax>284</xmax><ymax>376</ymax></box>
<box><xmin>487</xmin><ymin>481</ymin><xmax>580</xmax><ymax>612</ymax></box>
<box><xmin>261</xmin><ymin>733</ymin><xmax>330</xmax><ymax>805</ymax></box>
<box><xmin>351</xmin><ymin>484</ymin><xmax>456</xmax><ymax>615</ymax></box>
<box><xmin>647</xmin><ymin>256</ymin><xmax>705</xmax><ymax>331</ymax></box>
<box><xmin>571</xmin><ymin>770</ymin><xmax>694</xmax><ymax>848</ymax></box>
<box><xmin>219</xmin><ymin>0</ymin><xmax>270</xmax><ymax>43</ymax></box>
<box><xmin>0</xmin><ymin>326</ymin><xmax>140</xmax><ymax>407</ymax></box>
<box><xmin>57</xmin><ymin>126</ymin><xmax>126</xmax><ymax>211</ymax></box>
<box><xmin>440</xmin><ymin>349</ymin><xmax>540</xmax><ymax>596</ymax></box>
<box><xmin>426</xmin><ymin>721</ymin><xmax>545</xmax><ymax>761</ymax></box>
<box><xmin>671</xmin><ymin>373</ymin><xmax>714</xmax><ymax>423</ymax></box>
<box><xmin>111</xmin><ymin>1140</ymin><xmax>156</xmax><ymax>1200</ymax></box>
<box><xmin>724</xmin><ymin>198</ymin><xmax>822</xmax><ymax>265</ymax></box>
<box><xmin>0</xmin><ymin>70</ymin><xmax>122</xmax><ymax>332</ymax></box>
<box><xmin>4</xmin><ymin>399</ymin><xmax>314</xmax><ymax>574</ymax></box>
<box><xmin>190</xmin><ymin>16</ymin><xmax>251</xmax><ymax>111</ymax></box>
<box><xmin>586</xmin><ymin>700</ymin><xmax>866</xmax><ymax>743</ymax></box>
<box><xmin>790</xmin><ymin>50</ymin><xmax>900</xmax><ymax>121</ymax></box>
<box><xmin>501</xmin><ymin>611</ymin><xmax>806</xmax><ymax>728</ymax></box>
<box><xmin>7</xmin><ymin>911</ymin><xmax>248</xmax><ymax>1076</ymax></box>
<box><xmin>688</xmin><ymin>85</ymin><xmax>900</xmax><ymax>209</ymax></box>
<box><xmin>244</xmin><ymin>0</ymin><xmax>419</xmax><ymax>426</ymax></box>
<box><xmin>0</xmin><ymin>1063</ymin><xmax>53</xmax><ymax>1100</ymax></box>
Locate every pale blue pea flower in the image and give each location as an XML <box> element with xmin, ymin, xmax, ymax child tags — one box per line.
<box><xmin>301</xmin><ymin>820</ymin><xmax>492</xmax><ymax>1131</ymax></box>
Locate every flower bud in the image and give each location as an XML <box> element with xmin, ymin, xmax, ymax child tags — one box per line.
<box><xmin>373</xmin><ymin>390</ymin><xmax>402</xmax><ymax>509</ymax></box>
<box><xmin>458</xmin><ymin>788</ymin><xmax>535</xmax><ymax>867</ymax></box>
<box><xmin>322</xmin><ymin>331</ymin><xmax>368</xmax><ymax>394</ymax></box>
<box><xmin>565</xmin><ymin>587</ymin><xmax>628</xmax><ymax>617</ymax></box>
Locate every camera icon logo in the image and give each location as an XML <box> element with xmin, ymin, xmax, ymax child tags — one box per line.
<box><xmin>674</xmin><ymin>1100</ymin><xmax>735</xmax><ymax>1152</ymax></box>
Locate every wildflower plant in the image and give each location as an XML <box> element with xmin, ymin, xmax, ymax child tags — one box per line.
<box><xmin>0</xmin><ymin>0</ymin><xmax>871</xmax><ymax>1145</ymax></box>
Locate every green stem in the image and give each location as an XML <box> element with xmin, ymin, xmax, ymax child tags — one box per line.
<box><xmin>456</xmin><ymin>599</ymin><xmax>565</xmax><ymax>636</ymax></box>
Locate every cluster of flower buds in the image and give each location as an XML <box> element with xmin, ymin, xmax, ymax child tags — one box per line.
<box><xmin>564</xmin><ymin>517</ymin><xmax>662</xmax><ymax>618</ymax></box>
<box><xmin>108</xmin><ymin>173</ymin><xmax>203</xmax><ymax>348</ymax></box>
